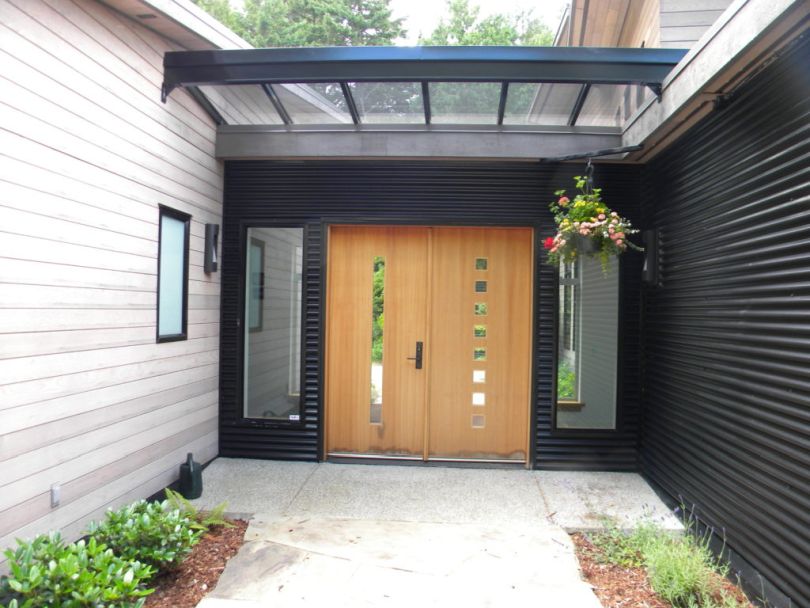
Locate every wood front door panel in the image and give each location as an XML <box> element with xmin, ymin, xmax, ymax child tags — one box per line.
<box><xmin>325</xmin><ymin>226</ymin><xmax>429</xmax><ymax>456</ymax></box>
<box><xmin>325</xmin><ymin>225</ymin><xmax>533</xmax><ymax>462</ymax></box>
<box><xmin>428</xmin><ymin>228</ymin><xmax>533</xmax><ymax>461</ymax></box>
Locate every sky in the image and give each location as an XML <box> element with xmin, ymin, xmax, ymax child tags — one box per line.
<box><xmin>389</xmin><ymin>0</ymin><xmax>570</xmax><ymax>44</ymax></box>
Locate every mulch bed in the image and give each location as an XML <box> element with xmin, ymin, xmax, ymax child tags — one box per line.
<box><xmin>572</xmin><ymin>533</ymin><xmax>752</xmax><ymax>608</ymax></box>
<box><xmin>145</xmin><ymin>519</ymin><xmax>248</xmax><ymax>608</ymax></box>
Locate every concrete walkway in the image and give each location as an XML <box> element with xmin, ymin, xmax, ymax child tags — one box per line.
<box><xmin>192</xmin><ymin>459</ymin><xmax>681</xmax><ymax>608</ymax></box>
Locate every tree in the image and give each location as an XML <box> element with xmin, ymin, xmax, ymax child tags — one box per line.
<box><xmin>418</xmin><ymin>0</ymin><xmax>553</xmax><ymax>46</ymax></box>
<box><xmin>192</xmin><ymin>0</ymin><xmax>406</xmax><ymax>47</ymax></box>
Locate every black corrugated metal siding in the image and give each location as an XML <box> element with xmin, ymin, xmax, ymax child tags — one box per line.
<box><xmin>641</xmin><ymin>34</ymin><xmax>810</xmax><ymax>607</ymax></box>
<box><xmin>220</xmin><ymin>161</ymin><xmax>643</xmax><ymax>468</ymax></box>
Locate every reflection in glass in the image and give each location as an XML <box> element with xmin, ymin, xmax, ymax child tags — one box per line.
<box><xmin>429</xmin><ymin>82</ymin><xmax>500</xmax><ymax>124</ymax></box>
<box><xmin>475</xmin><ymin>258</ymin><xmax>488</xmax><ymax>270</ymax></box>
<box><xmin>474</xmin><ymin>347</ymin><xmax>487</xmax><ymax>361</ymax></box>
<box><xmin>473</xmin><ymin>370</ymin><xmax>486</xmax><ymax>383</ymax></box>
<box><xmin>244</xmin><ymin>228</ymin><xmax>303</xmax><ymax>421</ymax></box>
<box><xmin>275</xmin><ymin>83</ymin><xmax>353</xmax><ymax>124</ymax></box>
<box><xmin>475</xmin><ymin>281</ymin><xmax>487</xmax><ymax>293</ymax></box>
<box><xmin>556</xmin><ymin>258</ymin><xmax>618</xmax><ymax>429</ymax></box>
<box><xmin>472</xmin><ymin>392</ymin><xmax>485</xmax><ymax>406</ymax></box>
<box><xmin>474</xmin><ymin>303</ymin><xmax>488</xmax><ymax>316</ymax></box>
<box><xmin>350</xmin><ymin>82</ymin><xmax>424</xmax><ymax>123</ymax></box>
<box><xmin>472</xmin><ymin>414</ymin><xmax>485</xmax><ymax>428</ymax></box>
<box><xmin>370</xmin><ymin>256</ymin><xmax>385</xmax><ymax>424</ymax></box>
<box><xmin>474</xmin><ymin>325</ymin><xmax>487</xmax><ymax>338</ymax></box>
<box><xmin>503</xmin><ymin>83</ymin><xmax>581</xmax><ymax>126</ymax></box>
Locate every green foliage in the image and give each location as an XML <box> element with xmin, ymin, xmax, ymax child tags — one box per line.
<box><xmin>589</xmin><ymin>518</ymin><xmax>750</xmax><ymax>608</ymax></box>
<box><xmin>418</xmin><ymin>0</ymin><xmax>552</xmax><ymax>46</ymax></box>
<box><xmin>371</xmin><ymin>257</ymin><xmax>385</xmax><ymax>363</ymax></box>
<box><xmin>0</xmin><ymin>533</ymin><xmax>154</xmax><ymax>608</ymax></box>
<box><xmin>557</xmin><ymin>360</ymin><xmax>576</xmax><ymax>400</ymax></box>
<box><xmin>545</xmin><ymin>176</ymin><xmax>641</xmax><ymax>273</ymax></box>
<box><xmin>193</xmin><ymin>0</ymin><xmax>405</xmax><ymax>47</ymax></box>
<box><xmin>164</xmin><ymin>488</ymin><xmax>233</xmax><ymax>531</ymax></box>
<box><xmin>89</xmin><ymin>500</ymin><xmax>201</xmax><ymax>571</ymax></box>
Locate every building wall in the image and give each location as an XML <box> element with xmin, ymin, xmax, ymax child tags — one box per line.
<box><xmin>219</xmin><ymin>160</ymin><xmax>643</xmax><ymax>470</ymax></box>
<box><xmin>0</xmin><ymin>0</ymin><xmax>221</xmax><ymax>562</ymax></box>
<box><xmin>641</xmin><ymin>34</ymin><xmax>810</xmax><ymax>608</ymax></box>
<box><xmin>659</xmin><ymin>0</ymin><xmax>733</xmax><ymax>49</ymax></box>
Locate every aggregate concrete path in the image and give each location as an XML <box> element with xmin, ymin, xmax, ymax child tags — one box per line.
<box><xmin>193</xmin><ymin>459</ymin><xmax>681</xmax><ymax>608</ymax></box>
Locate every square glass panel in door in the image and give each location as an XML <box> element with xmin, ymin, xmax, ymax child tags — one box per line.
<box><xmin>429</xmin><ymin>82</ymin><xmax>501</xmax><ymax>124</ymax></box>
<box><xmin>244</xmin><ymin>227</ymin><xmax>304</xmax><ymax>421</ymax></box>
<box><xmin>349</xmin><ymin>82</ymin><xmax>425</xmax><ymax>124</ymax></box>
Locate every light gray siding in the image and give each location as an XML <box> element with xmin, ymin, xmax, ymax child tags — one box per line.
<box><xmin>0</xmin><ymin>0</ymin><xmax>221</xmax><ymax>562</ymax></box>
<box><xmin>660</xmin><ymin>0</ymin><xmax>733</xmax><ymax>48</ymax></box>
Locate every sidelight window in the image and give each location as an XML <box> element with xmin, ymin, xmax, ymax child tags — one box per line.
<box><xmin>243</xmin><ymin>227</ymin><xmax>304</xmax><ymax>421</ymax></box>
<box><xmin>556</xmin><ymin>258</ymin><xmax>618</xmax><ymax>430</ymax></box>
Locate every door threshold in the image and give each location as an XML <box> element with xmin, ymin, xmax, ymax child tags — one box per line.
<box><xmin>327</xmin><ymin>454</ymin><xmax>527</xmax><ymax>468</ymax></box>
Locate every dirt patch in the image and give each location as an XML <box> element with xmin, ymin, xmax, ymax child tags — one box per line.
<box><xmin>145</xmin><ymin>519</ymin><xmax>248</xmax><ymax>608</ymax></box>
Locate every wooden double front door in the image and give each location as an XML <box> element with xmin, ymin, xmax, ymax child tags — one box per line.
<box><xmin>325</xmin><ymin>226</ymin><xmax>533</xmax><ymax>462</ymax></box>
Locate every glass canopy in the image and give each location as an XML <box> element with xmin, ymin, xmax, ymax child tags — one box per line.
<box><xmin>164</xmin><ymin>46</ymin><xmax>683</xmax><ymax>130</ymax></box>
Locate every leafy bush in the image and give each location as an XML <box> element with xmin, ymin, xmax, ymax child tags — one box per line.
<box><xmin>557</xmin><ymin>360</ymin><xmax>577</xmax><ymax>400</ymax></box>
<box><xmin>0</xmin><ymin>532</ymin><xmax>153</xmax><ymax>608</ymax></box>
<box><xmin>164</xmin><ymin>489</ymin><xmax>232</xmax><ymax>531</ymax></box>
<box><xmin>89</xmin><ymin>500</ymin><xmax>201</xmax><ymax>571</ymax></box>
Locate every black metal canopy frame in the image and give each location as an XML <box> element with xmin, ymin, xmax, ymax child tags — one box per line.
<box><xmin>162</xmin><ymin>46</ymin><xmax>686</xmax><ymax>129</ymax></box>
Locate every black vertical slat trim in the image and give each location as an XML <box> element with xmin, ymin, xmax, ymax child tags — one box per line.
<box><xmin>340</xmin><ymin>82</ymin><xmax>361</xmax><ymax>124</ymax></box>
<box><xmin>421</xmin><ymin>82</ymin><xmax>431</xmax><ymax>124</ymax></box>
<box><xmin>261</xmin><ymin>83</ymin><xmax>293</xmax><ymax>125</ymax></box>
<box><xmin>496</xmin><ymin>82</ymin><xmax>509</xmax><ymax>125</ymax></box>
<box><xmin>220</xmin><ymin>161</ymin><xmax>643</xmax><ymax>470</ymax></box>
<box><xmin>640</xmin><ymin>34</ymin><xmax>810</xmax><ymax>608</ymax></box>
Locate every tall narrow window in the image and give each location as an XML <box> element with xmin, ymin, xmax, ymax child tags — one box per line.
<box><xmin>244</xmin><ymin>227</ymin><xmax>304</xmax><ymax>421</ymax></box>
<box><xmin>157</xmin><ymin>206</ymin><xmax>190</xmax><ymax>342</ymax></box>
<box><xmin>556</xmin><ymin>258</ymin><xmax>619</xmax><ymax>430</ymax></box>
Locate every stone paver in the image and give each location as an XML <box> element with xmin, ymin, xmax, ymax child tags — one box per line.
<box><xmin>191</xmin><ymin>459</ymin><xmax>682</xmax><ymax>608</ymax></box>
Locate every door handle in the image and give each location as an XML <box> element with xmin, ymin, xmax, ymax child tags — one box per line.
<box><xmin>407</xmin><ymin>341</ymin><xmax>423</xmax><ymax>369</ymax></box>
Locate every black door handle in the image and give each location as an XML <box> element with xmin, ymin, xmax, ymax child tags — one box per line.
<box><xmin>407</xmin><ymin>341</ymin><xmax>423</xmax><ymax>369</ymax></box>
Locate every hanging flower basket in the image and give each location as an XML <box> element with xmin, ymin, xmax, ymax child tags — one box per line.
<box><xmin>544</xmin><ymin>175</ymin><xmax>641</xmax><ymax>272</ymax></box>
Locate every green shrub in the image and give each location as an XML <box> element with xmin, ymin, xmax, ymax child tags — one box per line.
<box><xmin>645</xmin><ymin>535</ymin><xmax>715</xmax><ymax>607</ymax></box>
<box><xmin>89</xmin><ymin>500</ymin><xmax>201</xmax><ymax>572</ymax></box>
<box><xmin>164</xmin><ymin>488</ymin><xmax>233</xmax><ymax>531</ymax></box>
<box><xmin>0</xmin><ymin>532</ymin><xmax>154</xmax><ymax>608</ymax></box>
<box><xmin>557</xmin><ymin>360</ymin><xmax>576</xmax><ymax>400</ymax></box>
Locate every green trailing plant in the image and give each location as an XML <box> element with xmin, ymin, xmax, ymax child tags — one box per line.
<box><xmin>89</xmin><ymin>500</ymin><xmax>201</xmax><ymax>572</ymax></box>
<box><xmin>556</xmin><ymin>360</ymin><xmax>577</xmax><ymax>400</ymax></box>
<box><xmin>164</xmin><ymin>488</ymin><xmax>233</xmax><ymax>531</ymax></box>
<box><xmin>0</xmin><ymin>532</ymin><xmax>154</xmax><ymax>608</ymax></box>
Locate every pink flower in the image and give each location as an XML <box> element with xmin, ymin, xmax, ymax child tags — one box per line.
<box><xmin>598</xmin><ymin>213</ymin><xmax>606</xmax><ymax>220</ymax></box>
<box><xmin>580</xmin><ymin>229</ymin><xmax>590</xmax><ymax>236</ymax></box>
<box><xmin>611</xmin><ymin>212</ymin><xmax>618</xmax><ymax>217</ymax></box>
<box><xmin>559</xmin><ymin>196</ymin><xmax>570</xmax><ymax>206</ymax></box>
<box><xmin>611</xmin><ymin>218</ymin><xmax>619</xmax><ymax>225</ymax></box>
<box><xmin>550</xmin><ymin>246</ymin><xmax>558</xmax><ymax>253</ymax></box>
<box><xmin>617</xmin><ymin>232</ymin><xmax>625</xmax><ymax>239</ymax></box>
<box><xmin>616</xmin><ymin>239</ymin><xmax>624</xmax><ymax>246</ymax></box>
<box><xmin>608</xmin><ymin>226</ymin><xmax>615</xmax><ymax>234</ymax></box>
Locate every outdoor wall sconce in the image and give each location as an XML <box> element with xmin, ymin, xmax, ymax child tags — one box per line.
<box><xmin>204</xmin><ymin>223</ymin><xmax>220</xmax><ymax>273</ymax></box>
<box><xmin>642</xmin><ymin>229</ymin><xmax>659</xmax><ymax>285</ymax></box>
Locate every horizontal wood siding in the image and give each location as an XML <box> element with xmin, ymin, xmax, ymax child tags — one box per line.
<box><xmin>0</xmin><ymin>0</ymin><xmax>221</xmax><ymax>561</ymax></box>
<box><xmin>659</xmin><ymin>0</ymin><xmax>732</xmax><ymax>48</ymax></box>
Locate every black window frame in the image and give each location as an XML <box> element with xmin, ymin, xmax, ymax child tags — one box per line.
<box><xmin>156</xmin><ymin>205</ymin><xmax>191</xmax><ymax>343</ymax></box>
<box><xmin>239</xmin><ymin>223</ymin><xmax>308</xmax><ymax>427</ymax></box>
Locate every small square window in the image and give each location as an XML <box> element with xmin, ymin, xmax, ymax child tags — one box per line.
<box><xmin>474</xmin><ymin>325</ymin><xmax>487</xmax><ymax>338</ymax></box>
<box><xmin>472</xmin><ymin>414</ymin><xmax>486</xmax><ymax>428</ymax></box>
<box><xmin>475</xmin><ymin>258</ymin><xmax>488</xmax><ymax>270</ymax></box>
<box><xmin>474</xmin><ymin>303</ymin><xmax>488</xmax><ymax>316</ymax></box>
<box><xmin>474</xmin><ymin>347</ymin><xmax>487</xmax><ymax>361</ymax></box>
<box><xmin>475</xmin><ymin>281</ymin><xmax>487</xmax><ymax>293</ymax></box>
<box><xmin>473</xmin><ymin>370</ymin><xmax>486</xmax><ymax>383</ymax></box>
<box><xmin>472</xmin><ymin>392</ymin><xmax>486</xmax><ymax>406</ymax></box>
